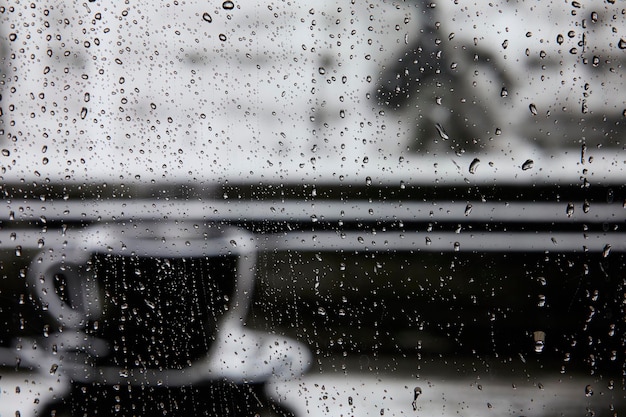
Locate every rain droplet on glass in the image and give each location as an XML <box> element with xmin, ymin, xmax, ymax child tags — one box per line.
<box><xmin>434</xmin><ymin>123</ymin><xmax>449</xmax><ymax>140</ymax></box>
<box><xmin>521</xmin><ymin>159</ymin><xmax>534</xmax><ymax>171</ymax></box>
<box><xmin>582</xmin><ymin>200</ymin><xmax>590</xmax><ymax>213</ymax></box>
<box><xmin>533</xmin><ymin>330</ymin><xmax>546</xmax><ymax>353</ymax></box>
<box><xmin>557</xmin><ymin>34</ymin><xmax>564</xmax><ymax>44</ymax></box>
<box><xmin>412</xmin><ymin>386</ymin><xmax>422</xmax><ymax>411</ymax></box>
<box><xmin>469</xmin><ymin>158</ymin><xmax>480</xmax><ymax>174</ymax></box>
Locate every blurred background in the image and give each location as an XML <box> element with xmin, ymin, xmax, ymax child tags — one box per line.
<box><xmin>0</xmin><ymin>1</ymin><xmax>625</xmax><ymax>416</ymax></box>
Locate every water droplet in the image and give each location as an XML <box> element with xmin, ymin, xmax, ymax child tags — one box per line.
<box><xmin>566</xmin><ymin>202</ymin><xmax>574</xmax><ymax>217</ymax></box>
<box><xmin>119</xmin><ymin>369</ymin><xmax>129</xmax><ymax>378</ymax></box>
<box><xmin>529</xmin><ymin>103</ymin><xmax>538</xmax><ymax>115</ymax></box>
<box><xmin>453</xmin><ymin>242</ymin><xmax>460</xmax><ymax>252</ymax></box>
<box><xmin>469</xmin><ymin>158</ymin><xmax>480</xmax><ymax>174</ymax></box>
<box><xmin>348</xmin><ymin>396</ymin><xmax>353</xmax><ymax>406</ymax></box>
<box><xmin>49</xmin><ymin>364</ymin><xmax>58</xmax><ymax>375</ymax></box>
<box><xmin>557</xmin><ymin>34</ymin><xmax>564</xmax><ymax>44</ymax></box>
<box><xmin>585</xmin><ymin>384</ymin><xmax>593</xmax><ymax>397</ymax></box>
<box><xmin>602</xmin><ymin>244</ymin><xmax>611</xmax><ymax>258</ymax></box>
<box><xmin>582</xmin><ymin>200</ymin><xmax>590</xmax><ymax>213</ymax></box>
<box><xmin>222</xmin><ymin>0</ymin><xmax>235</xmax><ymax>10</ymax></box>
<box><xmin>425</xmin><ymin>236</ymin><xmax>431</xmax><ymax>245</ymax></box>
<box><xmin>37</xmin><ymin>238</ymin><xmax>45</xmax><ymax>248</ymax></box>
<box><xmin>1</xmin><ymin>149</ymin><xmax>10</xmax><ymax>157</ymax></box>
<box><xmin>219</xmin><ymin>33</ymin><xmax>227</xmax><ymax>42</ymax></box>
<box><xmin>434</xmin><ymin>123</ymin><xmax>449</xmax><ymax>140</ymax></box>
<box><xmin>502</xmin><ymin>39</ymin><xmax>509</xmax><ymax>49</ymax></box>
<box><xmin>592</xmin><ymin>56</ymin><xmax>600</xmax><ymax>67</ymax></box>
<box><xmin>537</xmin><ymin>294</ymin><xmax>546</xmax><ymax>307</ymax></box>
<box><xmin>413</xmin><ymin>387</ymin><xmax>422</xmax><ymax>405</ymax></box>
<box><xmin>464</xmin><ymin>204</ymin><xmax>472</xmax><ymax>216</ymax></box>
<box><xmin>608</xmin><ymin>323</ymin><xmax>616</xmax><ymax>337</ymax></box>
<box><xmin>618</xmin><ymin>38</ymin><xmax>626</xmax><ymax>50</ymax></box>
<box><xmin>365</xmin><ymin>176</ymin><xmax>372</xmax><ymax>186</ymax></box>
<box><xmin>229</xmin><ymin>239</ymin><xmax>237</xmax><ymax>247</ymax></box>
<box><xmin>533</xmin><ymin>330</ymin><xmax>546</xmax><ymax>353</ymax></box>
<box><xmin>521</xmin><ymin>159</ymin><xmax>534</xmax><ymax>171</ymax></box>
<box><xmin>202</xmin><ymin>12</ymin><xmax>212</xmax><ymax>23</ymax></box>
<box><xmin>15</xmin><ymin>245</ymin><xmax>22</xmax><ymax>257</ymax></box>
<box><xmin>80</xmin><ymin>107</ymin><xmax>88</xmax><ymax>119</ymax></box>
<box><xmin>317</xmin><ymin>306</ymin><xmax>327</xmax><ymax>316</ymax></box>
<box><xmin>500</xmin><ymin>87</ymin><xmax>508</xmax><ymax>97</ymax></box>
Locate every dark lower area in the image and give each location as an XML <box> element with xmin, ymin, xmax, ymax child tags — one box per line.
<box><xmin>3</xmin><ymin>248</ymin><xmax>625</xmax><ymax>379</ymax></box>
<box><xmin>252</xmin><ymin>250</ymin><xmax>626</xmax><ymax>377</ymax></box>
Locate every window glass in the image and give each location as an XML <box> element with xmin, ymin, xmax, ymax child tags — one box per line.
<box><xmin>0</xmin><ymin>1</ymin><xmax>624</xmax><ymax>416</ymax></box>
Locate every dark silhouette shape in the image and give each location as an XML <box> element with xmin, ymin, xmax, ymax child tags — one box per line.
<box><xmin>376</xmin><ymin>1</ymin><xmax>510</xmax><ymax>153</ymax></box>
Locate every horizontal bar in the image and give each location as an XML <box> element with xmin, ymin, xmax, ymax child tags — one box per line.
<box><xmin>1</xmin><ymin>230</ymin><xmax>622</xmax><ymax>254</ymax></box>
<box><xmin>1</xmin><ymin>200</ymin><xmax>623</xmax><ymax>224</ymax></box>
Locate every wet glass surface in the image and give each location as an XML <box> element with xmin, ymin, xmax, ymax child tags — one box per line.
<box><xmin>0</xmin><ymin>1</ymin><xmax>625</xmax><ymax>416</ymax></box>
